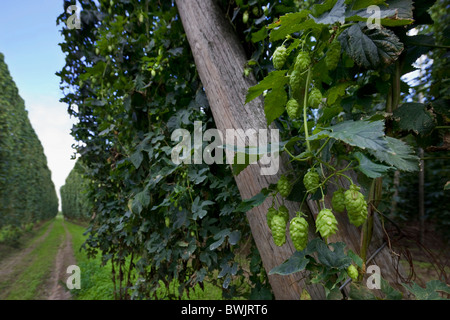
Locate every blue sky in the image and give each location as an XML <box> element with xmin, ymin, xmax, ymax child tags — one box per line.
<box><xmin>0</xmin><ymin>1</ymin><xmax>78</xmax><ymax>209</ymax></box>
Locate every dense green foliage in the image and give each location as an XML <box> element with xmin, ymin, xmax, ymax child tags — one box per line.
<box><xmin>0</xmin><ymin>53</ymin><xmax>58</xmax><ymax>243</ymax></box>
<box><xmin>60</xmin><ymin>160</ymin><xmax>92</xmax><ymax>221</ymax></box>
<box><xmin>56</xmin><ymin>0</ymin><xmax>273</xmax><ymax>300</ymax></box>
<box><xmin>57</xmin><ymin>0</ymin><xmax>448</xmax><ymax>300</ymax></box>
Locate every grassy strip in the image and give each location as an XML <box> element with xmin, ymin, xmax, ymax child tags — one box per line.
<box><xmin>0</xmin><ymin>220</ymin><xmax>55</xmax><ymax>299</ymax></box>
<box><xmin>5</xmin><ymin>218</ymin><xmax>64</xmax><ymax>300</ymax></box>
<box><xmin>0</xmin><ymin>220</ymin><xmax>53</xmax><ymax>262</ymax></box>
<box><xmin>64</xmin><ymin>220</ymin><xmax>114</xmax><ymax>300</ymax></box>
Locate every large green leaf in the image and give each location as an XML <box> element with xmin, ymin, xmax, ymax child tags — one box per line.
<box><xmin>308</xmin><ymin>120</ymin><xmax>390</xmax><ymax>153</ymax></box>
<box><xmin>348</xmin><ymin>283</ymin><xmax>377</xmax><ymax>300</ymax></box>
<box><xmin>192</xmin><ymin>196</ymin><xmax>215</xmax><ymax>220</ymax></box>
<box><xmin>338</xmin><ymin>23</ymin><xmax>403</xmax><ymax>69</ymax></box>
<box><xmin>347</xmin><ymin>249</ymin><xmax>363</xmax><ymax>268</ymax></box>
<box><xmin>380</xmin><ymin>277</ymin><xmax>403</xmax><ymax>300</ymax></box>
<box><xmin>132</xmin><ymin>189</ymin><xmax>150</xmax><ymax>214</ymax></box>
<box><xmin>393</xmin><ymin>103</ymin><xmax>435</xmax><ymax>135</ymax></box>
<box><xmin>326</xmin><ymin>82</ymin><xmax>353</xmax><ymax>105</ymax></box>
<box><xmin>350</xmin><ymin>0</ymin><xmax>387</xmax><ymax>11</ymax></box>
<box><xmin>312</xmin><ymin>0</ymin><xmax>346</xmax><ymax>25</ymax></box>
<box><xmin>315</xmin><ymin>241</ymin><xmax>352</xmax><ymax>269</ymax></box>
<box><xmin>311</xmin><ymin>0</ymin><xmax>338</xmax><ymax>16</ymax></box>
<box><xmin>402</xmin><ymin>280</ymin><xmax>450</xmax><ymax>300</ymax></box>
<box><xmin>245</xmin><ymin>70</ymin><xmax>288</xmax><ymax>104</ymax></box>
<box><xmin>268</xmin><ymin>251</ymin><xmax>310</xmax><ymax>276</ymax></box>
<box><xmin>235</xmin><ymin>188</ymin><xmax>271</xmax><ymax>213</ymax></box>
<box><xmin>346</xmin><ymin>0</ymin><xmax>414</xmax><ymax>27</ymax></box>
<box><xmin>246</xmin><ymin>70</ymin><xmax>289</xmax><ymax>125</ymax></box>
<box><xmin>130</xmin><ymin>150</ymin><xmax>143</xmax><ymax>169</ymax></box>
<box><xmin>368</xmin><ymin>136</ymin><xmax>419</xmax><ymax>172</ymax></box>
<box><xmin>267</xmin><ymin>11</ymin><xmax>313</xmax><ymax>41</ymax></box>
<box><xmin>264</xmin><ymin>87</ymin><xmax>288</xmax><ymax>125</ymax></box>
<box><xmin>353</xmin><ymin>151</ymin><xmax>392</xmax><ymax>178</ymax></box>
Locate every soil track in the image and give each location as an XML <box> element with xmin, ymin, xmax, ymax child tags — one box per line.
<box><xmin>0</xmin><ymin>223</ymin><xmax>53</xmax><ymax>283</ymax></box>
<box><xmin>43</xmin><ymin>219</ymin><xmax>77</xmax><ymax>300</ymax></box>
<box><xmin>0</xmin><ymin>218</ymin><xmax>77</xmax><ymax>300</ymax></box>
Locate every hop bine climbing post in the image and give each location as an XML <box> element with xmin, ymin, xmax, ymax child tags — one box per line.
<box><xmin>174</xmin><ymin>0</ymin><xmax>406</xmax><ymax>299</ymax></box>
<box><xmin>174</xmin><ymin>0</ymin><xmax>324</xmax><ymax>300</ymax></box>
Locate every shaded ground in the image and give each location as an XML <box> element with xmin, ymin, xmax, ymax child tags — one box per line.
<box><xmin>391</xmin><ymin>220</ymin><xmax>449</xmax><ymax>287</ymax></box>
<box><xmin>0</xmin><ymin>218</ymin><xmax>77</xmax><ymax>300</ymax></box>
<box><xmin>0</xmin><ymin>223</ymin><xmax>53</xmax><ymax>282</ymax></box>
<box><xmin>0</xmin><ymin>222</ymin><xmax>54</xmax><ymax>299</ymax></box>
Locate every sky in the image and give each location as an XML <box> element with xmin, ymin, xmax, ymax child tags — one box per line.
<box><xmin>0</xmin><ymin>1</ymin><xmax>79</xmax><ymax>210</ymax></box>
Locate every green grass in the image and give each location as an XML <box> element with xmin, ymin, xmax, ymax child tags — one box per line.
<box><xmin>0</xmin><ymin>215</ymin><xmax>246</xmax><ymax>300</ymax></box>
<box><xmin>1</xmin><ymin>217</ymin><xmax>247</xmax><ymax>300</ymax></box>
<box><xmin>5</xmin><ymin>218</ymin><xmax>64</xmax><ymax>300</ymax></box>
<box><xmin>64</xmin><ymin>220</ymin><xmax>114</xmax><ymax>300</ymax></box>
<box><xmin>0</xmin><ymin>220</ymin><xmax>53</xmax><ymax>298</ymax></box>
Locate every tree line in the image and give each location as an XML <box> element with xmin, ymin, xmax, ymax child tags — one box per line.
<box><xmin>0</xmin><ymin>53</ymin><xmax>58</xmax><ymax>243</ymax></box>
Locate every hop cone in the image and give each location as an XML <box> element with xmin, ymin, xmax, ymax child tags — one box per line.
<box><xmin>344</xmin><ymin>184</ymin><xmax>368</xmax><ymax>227</ymax></box>
<box><xmin>315</xmin><ymin>208</ymin><xmax>338</xmax><ymax>239</ymax></box>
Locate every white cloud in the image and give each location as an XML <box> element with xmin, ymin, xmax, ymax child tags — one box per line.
<box><xmin>24</xmin><ymin>95</ymin><xmax>79</xmax><ymax>210</ymax></box>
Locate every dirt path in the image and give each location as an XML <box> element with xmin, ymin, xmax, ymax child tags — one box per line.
<box><xmin>0</xmin><ymin>218</ymin><xmax>78</xmax><ymax>300</ymax></box>
<box><xmin>0</xmin><ymin>222</ymin><xmax>54</xmax><ymax>285</ymax></box>
<box><xmin>44</xmin><ymin>219</ymin><xmax>77</xmax><ymax>300</ymax></box>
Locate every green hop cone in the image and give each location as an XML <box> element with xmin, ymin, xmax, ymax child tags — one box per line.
<box><xmin>325</xmin><ymin>40</ymin><xmax>341</xmax><ymax>70</ymax></box>
<box><xmin>344</xmin><ymin>184</ymin><xmax>368</xmax><ymax>227</ymax></box>
<box><xmin>303</xmin><ymin>170</ymin><xmax>320</xmax><ymax>194</ymax></box>
<box><xmin>294</xmin><ymin>51</ymin><xmax>310</xmax><ymax>73</ymax></box>
<box><xmin>271</xmin><ymin>214</ymin><xmax>287</xmax><ymax>246</ymax></box>
<box><xmin>289</xmin><ymin>69</ymin><xmax>303</xmax><ymax>94</ymax></box>
<box><xmin>243</xmin><ymin>11</ymin><xmax>249</xmax><ymax>24</ymax></box>
<box><xmin>277</xmin><ymin>175</ymin><xmax>292</xmax><ymax>198</ymax></box>
<box><xmin>331</xmin><ymin>189</ymin><xmax>346</xmax><ymax>213</ymax></box>
<box><xmin>308</xmin><ymin>87</ymin><xmax>322</xmax><ymax>109</ymax></box>
<box><xmin>286</xmin><ymin>99</ymin><xmax>301</xmax><ymax>119</ymax></box>
<box><xmin>289</xmin><ymin>215</ymin><xmax>309</xmax><ymax>251</ymax></box>
<box><xmin>315</xmin><ymin>208</ymin><xmax>338</xmax><ymax>239</ymax></box>
<box><xmin>272</xmin><ymin>46</ymin><xmax>288</xmax><ymax>70</ymax></box>
<box><xmin>266</xmin><ymin>207</ymin><xmax>278</xmax><ymax>230</ymax></box>
<box><xmin>277</xmin><ymin>205</ymin><xmax>290</xmax><ymax>224</ymax></box>
<box><xmin>347</xmin><ymin>264</ymin><xmax>359</xmax><ymax>281</ymax></box>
